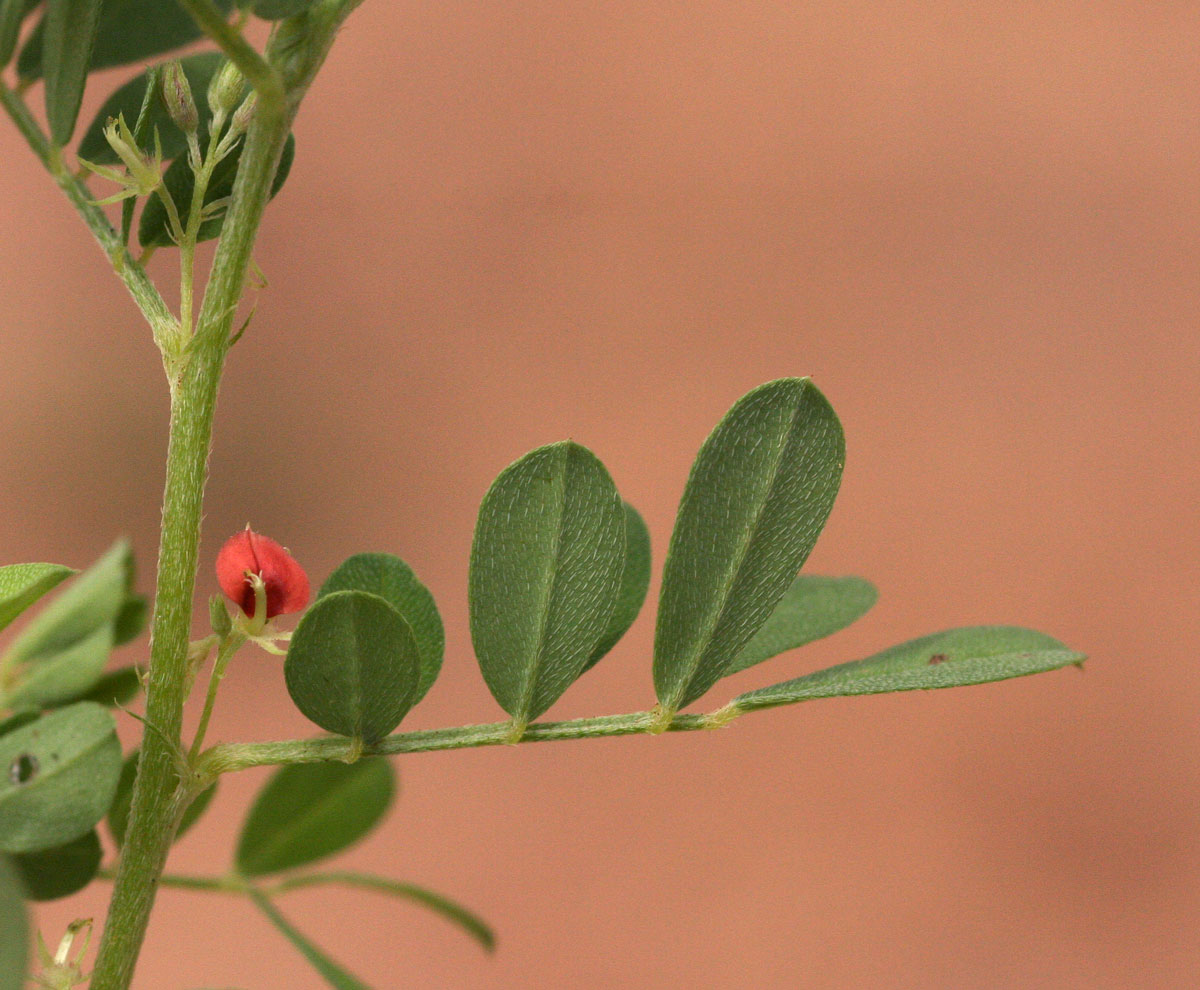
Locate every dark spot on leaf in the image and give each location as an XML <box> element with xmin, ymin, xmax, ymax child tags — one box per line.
<box><xmin>928</xmin><ymin>653</ymin><xmax>947</xmax><ymax>665</ymax></box>
<box><xmin>8</xmin><ymin>753</ymin><xmax>38</xmax><ymax>784</ymax></box>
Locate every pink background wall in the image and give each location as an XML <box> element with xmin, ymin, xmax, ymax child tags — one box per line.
<box><xmin>2</xmin><ymin>2</ymin><xmax>1198</xmax><ymax>987</ymax></box>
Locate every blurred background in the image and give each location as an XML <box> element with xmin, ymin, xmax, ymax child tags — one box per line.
<box><xmin>2</xmin><ymin>1</ymin><xmax>1198</xmax><ymax>987</ymax></box>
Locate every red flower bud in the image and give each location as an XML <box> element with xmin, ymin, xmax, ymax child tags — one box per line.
<box><xmin>216</xmin><ymin>528</ymin><xmax>309</xmax><ymax>620</ymax></box>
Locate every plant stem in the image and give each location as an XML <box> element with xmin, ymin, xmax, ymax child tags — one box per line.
<box><xmin>87</xmin><ymin>91</ymin><xmax>296</xmax><ymax>990</ymax></box>
<box><xmin>89</xmin><ymin>7</ymin><xmax>366</xmax><ymax>983</ymax></box>
<box><xmin>196</xmin><ymin>707</ymin><xmax>740</xmax><ymax>777</ymax></box>
<box><xmin>0</xmin><ymin>80</ymin><xmax>178</xmax><ymax>358</ymax></box>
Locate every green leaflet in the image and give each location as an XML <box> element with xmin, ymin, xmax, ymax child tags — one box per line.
<box><xmin>0</xmin><ymin>855</ymin><xmax>27</xmax><ymax>990</ymax></box>
<box><xmin>584</xmin><ymin>501</ymin><xmax>651</xmax><ymax>672</ymax></box>
<box><xmin>0</xmin><ymin>702</ymin><xmax>121</xmax><ymax>853</ymax></box>
<box><xmin>139</xmin><ymin>132</ymin><xmax>296</xmax><ymax>248</ymax></box>
<box><xmin>77</xmin><ymin>52</ymin><xmax>225</xmax><ymax>165</ymax></box>
<box><xmin>248</xmin><ymin>887</ymin><xmax>372</xmax><ymax>990</ymax></box>
<box><xmin>724</xmin><ymin>575</ymin><xmax>877</xmax><ymax>676</ymax></box>
<box><xmin>654</xmin><ymin>379</ymin><xmax>844</xmax><ymax>713</ymax></box>
<box><xmin>12</xmin><ymin>829</ymin><xmax>101</xmax><ymax>900</ymax></box>
<box><xmin>3</xmin><ymin>622</ymin><xmax>113</xmax><ymax>709</ymax></box>
<box><xmin>3</xmin><ymin>539</ymin><xmax>129</xmax><ymax>663</ymax></box>
<box><xmin>0</xmin><ymin>562</ymin><xmax>74</xmax><ymax>633</ymax></box>
<box><xmin>107</xmin><ymin>749</ymin><xmax>216</xmax><ymax>847</ymax></box>
<box><xmin>42</xmin><ymin>0</ymin><xmax>103</xmax><ymax>144</ymax></box>
<box><xmin>734</xmin><ymin>626</ymin><xmax>1086</xmax><ymax>712</ymax></box>
<box><xmin>75</xmin><ymin>665</ymin><xmax>143</xmax><ymax>707</ymax></box>
<box><xmin>319</xmin><ymin>554</ymin><xmax>444</xmax><ymax>707</ymax></box>
<box><xmin>251</xmin><ymin>0</ymin><xmax>319</xmax><ymax>18</ymax></box>
<box><xmin>20</xmin><ymin>0</ymin><xmax>235</xmax><ymax>80</ymax></box>
<box><xmin>284</xmin><ymin>591</ymin><xmax>420</xmax><ymax>743</ymax></box>
<box><xmin>236</xmin><ymin>759</ymin><xmax>395</xmax><ymax>877</ymax></box>
<box><xmin>273</xmin><ymin>873</ymin><xmax>494</xmax><ymax>952</ymax></box>
<box><xmin>0</xmin><ymin>0</ymin><xmax>29</xmax><ymax>69</ymax></box>
<box><xmin>469</xmin><ymin>441</ymin><xmax>626</xmax><ymax>727</ymax></box>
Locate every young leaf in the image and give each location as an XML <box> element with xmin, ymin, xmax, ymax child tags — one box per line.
<box><xmin>0</xmin><ymin>702</ymin><xmax>122</xmax><ymax>853</ymax></box>
<box><xmin>3</xmin><ymin>622</ymin><xmax>114</xmax><ymax>709</ymax></box>
<box><xmin>0</xmin><ymin>562</ymin><xmax>74</xmax><ymax>633</ymax></box>
<box><xmin>138</xmin><ymin>133</ymin><xmax>297</xmax><ymax>249</ymax></box>
<box><xmin>74</xmin><ymin>664</ymin><xmax>143</xmax><ymax>707</ymax></box>
<box><xmin>2</xmin><ymin>539</ymin><xmax>130</xmax><ymax>664</ymax></box>
<box><xmin>654</xmin><ymin>378</ymin><xmax>844</xmax><ymax>714</ymax></box>
<box><xmin>236</xmin><ymin>759</ymin><xmax>395</xmax><ymax>877</ymax></box>
<box><xmin>251</xmin><ymin>0</ymin><xmax>319</xmax><ymax>18</ymax></box>
<box><xmin>12</xmin><ymin>829</ymin><xmax>101</xmax><ymax>900</ymax></box>
<box><xmin>469</xmin><ymin>441</ymin><xmax>626</xmax><ymax>726</ymax></box>
<box><xmin>733</xmin><ymin>626</ymin><xmax>1085</xmax><ymax>712</ymax></box>
<box><xmin>248</xmin><ymin>887</ymin><xmax>372</xmax><ymax>990</ymax></box>
<box><xmin>723</xmin><ymin>575</ymin><xmax>878</xmax><ymax>677</ymax></box>
<box><xmin>320</xmin><ymin>553</ymin><xmax>444</xmax><ymax>707</ymax></box>
<box><xmin>107</xmin><ymin>749</ymin><xmax>216</xmax><ymax>848</ymax></box>
<box><xmin>19</xmin><ymin>0</ymin><xmax>235</xmax><ymax>80</ymax></box>
<box><xmin>41</xmin><ymin>0</ymin><xmax>103</xmax><ymax>144</ymax></box>
<box><xmin>77</xmin><ymin>52</ymin><xmax>224</xmax><ymax>166</ymax></box>
<box><xmin>0</xmin><ymin>855</ymin><xmax>27</xmax><ymax>990</ymax></box>
<box><xmin>584</xmin><ymin>501</ymin><xmax>651</xmax><ymax>671</ymax></box>
<box><xmin>284</xmin><ymin>591</ymin><xmax>420</xmax><ymax>743</ymax></box>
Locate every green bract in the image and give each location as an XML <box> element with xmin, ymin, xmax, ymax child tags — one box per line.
<box><xmin>734</xmin><ymin>626</ymin><xmax>1085</xmax><ymax>711</ymax></box>
<box><xmin>319</xmin><ymin>553</ymin><xmax>444</xmax><ymax>707</ymax></box>
<box><xmin>284</xmin><ymin>591</ymin><xmax>421</xmax><ymax>743</ymax></box>
<box><xmin>654</xmin><ymin>378</ymin><xmax>844</xmax><ymax>713</ymax></box>
<box><xmin>0</xmin><ymin>702</ymin><xmax>121</xmax><ymax>853</ymax></box>
<box><xmin>236</xmin><ymin>759</ymin><xmax>395</xmax><ymax>877</ymax></box>
<box><xmin>469</xmin><ymin>441</ymin><xmax>626</xmax><ymax>727</ymax></box>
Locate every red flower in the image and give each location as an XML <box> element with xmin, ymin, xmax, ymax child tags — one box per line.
<box><xmin>216</xmin><ymin>528</ymin><xmax>309</xmax><ymax>620</ymax></box>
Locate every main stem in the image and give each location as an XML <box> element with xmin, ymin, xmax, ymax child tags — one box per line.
<box><xmin>88</xmin><ymin>105</ymin><xmax>293</xmax><ymax>990</ymax></box>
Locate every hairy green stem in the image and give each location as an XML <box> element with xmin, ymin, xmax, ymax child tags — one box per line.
<box><xmin>88</xmin><ymin>111</ymin><xmax>294</xmax><ymax>990</ymax></box>
<box><xmin>0</xmin><ymin>80</ymin><xmax>178</xmax><ymax>358</ymax></box>
<box><xmin>89</xmin><ymin>8</ymin><xmax>367</xmax><ymax>985</ymax></box>
<box><xmin>196</xmin><ymin>707</ymin><xmax>740</xmax><ymax>778</ymax></box>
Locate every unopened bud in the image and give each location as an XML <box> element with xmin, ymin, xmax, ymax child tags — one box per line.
<box><xmin>209</xmin><ymin>594</ymin><xmax>233</xmax><ymax>639</ymax></box>
<box><xmin>206</xmin><ymin>60</ymin><xmax>246</xmax><ymax>121</ymax></box>
<box><xmin>161</xmin><ymin>61</ymin><xmax>198</xmax><ymax>134</ymax></box>
<box><xmin>228</xmin><ymin>91</ymin><xmax>257</xmax><ymax>138</ymax></box>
